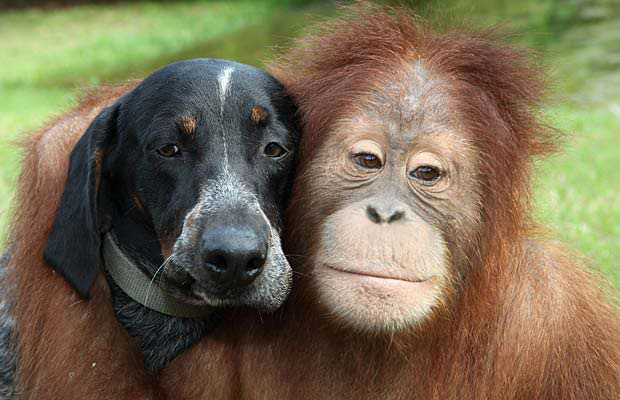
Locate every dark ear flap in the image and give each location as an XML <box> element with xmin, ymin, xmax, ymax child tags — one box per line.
<box><xmin>44</xmin><ymin>104</ymin><xmax>120</xmax><ymax>298</ymax></box>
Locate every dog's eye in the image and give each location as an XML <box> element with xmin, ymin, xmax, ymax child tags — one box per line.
<box><xmin>264</xmin><ymin>142</ymin><xmax>288</xmax><ymax>158</ymax></box>
<box><xmin>157</xmin><ymin>144</ymin><xmax>181</xmax><ymax>158</ymax></box>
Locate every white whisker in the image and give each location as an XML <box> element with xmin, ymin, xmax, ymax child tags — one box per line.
<box><xmin>144</xmin><ymin>255</ymin><xmax>173</xmax><ymax>307</ymax></box>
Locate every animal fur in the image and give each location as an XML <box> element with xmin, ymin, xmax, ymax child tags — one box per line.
<box><xmin>3</xmin><ymin>57</ymin><xmax>299</xmax><ymax>398</ymax></box>
<box><xmin>3</xmin><ymin>85</ymin><xmax>166</xmax><ymax>399</ymax></box>
<box><xmin>0</xmin><ymin>249</ymin><xmax>16</xmax><ymax>400</ymax></box>
<box><xmin>159</xmin><ymin>4</ymin><xmax>620</xmax><ymax>399</ymax></box>
<box><xmin>2</xmin><ymin>4</ymin><xmax>619</xmax><ymax>399</ymax></box>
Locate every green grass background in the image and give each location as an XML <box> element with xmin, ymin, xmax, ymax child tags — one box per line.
<box><xmin>0</xmin><ymin>0</ymin><xmax>618</xmax><ymax>287</ymax></box>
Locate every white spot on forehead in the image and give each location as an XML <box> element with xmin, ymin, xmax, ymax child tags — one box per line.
<box><xmin>218</xmin><ymin>67</ymin><xmax>234</xmax><ymax>115</ymax></box>
<box><xmin>217</xmin><ymin>67</ymin><xmax>234</xmax><ymax>171</ymax></box>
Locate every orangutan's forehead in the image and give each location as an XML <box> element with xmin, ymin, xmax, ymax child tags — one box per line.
<box><xmin>386</xmin><ymin>61</ymin><xmax>449</xmax><ymax>117</ymax></box>
<box><xmin>361</xmin><ymin>60</ymin><xmax>458</xmax><ymax>139</ymax></box>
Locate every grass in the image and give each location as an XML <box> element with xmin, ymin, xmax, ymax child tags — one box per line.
<box><xmin>535</xmin><ymin>105</ymin><xmax>620</xmax><ymax>286</ymax></box>
<box><xmin>0</xmin><ymin>0</ymin><xmax>331</xmax><ymax>239</ymax></box>
<box><xmin>0</xmin><ymin>0</ymin><xmax>618</xmax><ymax>287</ymax></box>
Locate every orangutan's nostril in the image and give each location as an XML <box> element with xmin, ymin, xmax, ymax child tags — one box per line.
<box><xmin>366</xmin><ymin>206</ymin><xmax>382</xmax><ymax>223</ymax></box>
<box><xmin>388</xmin><ymin>211</ymin><xmax>405</xmax><ymax>223</ymax></box>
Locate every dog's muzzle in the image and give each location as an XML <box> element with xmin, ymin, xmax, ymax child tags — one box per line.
<box><xmin>169</xmin><ymin>173</ymin><xmax>292</xmax><ymax>310</ymax></box>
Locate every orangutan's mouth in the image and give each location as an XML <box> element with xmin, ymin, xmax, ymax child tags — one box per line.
<box><xmin>323</xmin><ymin>264</ymin><xmax>434</xmax><ymax>284</ymax></box>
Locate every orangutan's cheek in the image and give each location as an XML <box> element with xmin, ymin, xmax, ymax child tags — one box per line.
<box><xmin>312</xmin><ymin>203</ymin><xmax>452</xmax><ymax>333</ymax></box>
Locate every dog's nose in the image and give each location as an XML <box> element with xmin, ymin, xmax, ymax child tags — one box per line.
<box><xmin>201</xmin><ymin>225</ymin><xmax>268</xmax><ymax>289</ymax></box>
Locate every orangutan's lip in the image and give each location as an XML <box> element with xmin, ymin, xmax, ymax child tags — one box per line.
<box><xmin>323</xmin><ymin>264</ymin><xmax>433</xmax><ymax>284</ymax></box>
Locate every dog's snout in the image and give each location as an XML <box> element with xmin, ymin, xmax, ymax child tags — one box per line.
<box><xmin>201</xmin><ymin>225</ymin><xmax>269</xmax><ymax>289</ymax></box>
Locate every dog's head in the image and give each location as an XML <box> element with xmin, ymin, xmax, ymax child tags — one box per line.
<box><xmin>44</xmin><ymin>59</ymin><xmax>299</xmax><ymax>311</ymax></box>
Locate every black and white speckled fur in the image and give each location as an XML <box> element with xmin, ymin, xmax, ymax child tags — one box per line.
<box><xmin>0</xmin><ymin>245</ymin><xmax>221</xmax><ymax>381</ymax></box>
<box><xmin>106</xmin><ymin>267</ymin><xmax>222</xmax><ymax>373</ymax></box>
<box><xmin>39</xmin><ymin>59</ymin><xmax>299</xmax><ymax>374</ymax></box>
<box><xmin>0</xmin><ymin>249</ymin><xmax>16</xmax><ymax>400</ymax></box>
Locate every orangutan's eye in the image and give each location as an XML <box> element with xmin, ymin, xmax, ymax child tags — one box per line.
<box><xmin>354</xmin><ymin>153</ymin><xmax>383</xmax><ymax>169</ymax></box>
<box><xmin>410</xmin><ymin>166</ymin><xmax>441</xmax><ymax>183</ymax></box>
<box><xmin>157</xmin><ymin>144</ymin><xmax>181</xmax><ymax>158</ymax></box>
<box><xmin>264</xmin><ymin>142</ymin><xmax>288</xmax><ymax>158</ymax></box>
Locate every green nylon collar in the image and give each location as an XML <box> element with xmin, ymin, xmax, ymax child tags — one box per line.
<box><xmin>102</xmin><ymin>232</ymin><xmax>212</xmax><ymax>319</ymax></box>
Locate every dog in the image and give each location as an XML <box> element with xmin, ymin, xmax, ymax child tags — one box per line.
<box><xmin>1</xmin><ymin>58</ymin><xmax>299</xmax><ymax>398</ymax></box>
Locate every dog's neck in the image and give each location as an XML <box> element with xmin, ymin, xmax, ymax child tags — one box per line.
<box><xmin>105</xmin><ymin>213</ymin><xmax>221</xmax><ymax>373</ymax></box>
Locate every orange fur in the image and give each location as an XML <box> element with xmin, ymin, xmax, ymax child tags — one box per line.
<box><xmin>6</xmin><ymin>6</ymin><xmax>619</xmax><ymax>399</ymax></box>
<box><xmin>161</xmin><ymin>5</ymin><xmax>620</xmax><ymax>399</ymax></box>
<box><xmin>5</xmin><ymin>83</ymin><xmax>163</xmax><ymax>399</ymax></box>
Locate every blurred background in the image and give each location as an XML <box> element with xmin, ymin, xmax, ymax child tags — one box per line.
<box><xmin>0</xmin><ymin>0</ymin><xmax>618</xmax><ymax>287</ymax></box>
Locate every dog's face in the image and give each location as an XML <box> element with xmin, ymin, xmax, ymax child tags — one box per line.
<box><xmin>44</xmin><ymin>59</ymin><xmax>299</xmax><ymax>311</ymax></box>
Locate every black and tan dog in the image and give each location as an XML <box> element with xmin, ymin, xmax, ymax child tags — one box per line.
<box><xmin>0</xmin><ymin>58</ymin><xmax>298</xmax><ymax>398</ymax></box>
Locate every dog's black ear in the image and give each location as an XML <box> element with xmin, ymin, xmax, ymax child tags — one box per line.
<box><xmin>44</xmin><ymin>104</ymin><xmax>120</xmax><ymax>298</ymax></box>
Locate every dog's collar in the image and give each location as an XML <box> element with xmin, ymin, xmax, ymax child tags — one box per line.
<box><xmin>103</xmin><ymin>232</ymin><xmax>212</xmax><ymax>319</ymax></box>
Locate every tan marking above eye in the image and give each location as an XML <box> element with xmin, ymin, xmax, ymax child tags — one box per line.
<box><xmin>178</xmin><ymin>115</ymin><xmax>196</xmax><ymax>135</ymax></box>
<box><xmin>251</xmin><ymin>106</ymin><xmax>269</xmax><ymax>125</ymax></box>
<box><xmin>133</xmin><ymin>195</ymin><xmax>145</xmax><ymax>212</ymax></box>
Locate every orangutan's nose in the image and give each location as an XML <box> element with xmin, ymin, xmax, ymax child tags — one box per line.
<box><xmin>366</xmin><ymin>204</ymin><xmax>406</xmax><ymax>224</ymax></box>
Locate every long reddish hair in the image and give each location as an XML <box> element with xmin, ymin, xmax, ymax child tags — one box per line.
<box><xmin>5</xmin><ymin>83</ymin><xmax>163</xmax><ymax>399</ymax></box>
<box><xmin>271</xmin><ymin>3</ymin><xmax>558</xmax><ymax>278</ymax></box>
<box><xmin>264</xmin><ymin>4</ymin><xmax>620</xmax><ymax>399</ymax></box>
